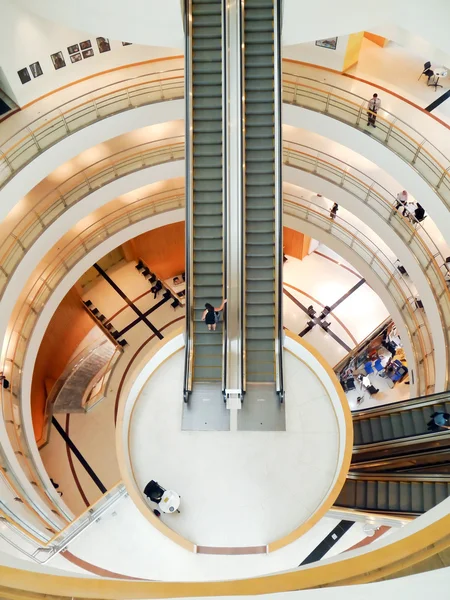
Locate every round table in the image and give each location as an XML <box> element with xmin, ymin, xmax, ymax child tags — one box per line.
<box><xmin>159</xmin><ymin>490</ymin><xmax>180</xmax><ymax>513</ymax></box>
<box><xmin>430</xmin><ymin>66</ymin><xmax>448</xmax><ymax>90</ymax></box>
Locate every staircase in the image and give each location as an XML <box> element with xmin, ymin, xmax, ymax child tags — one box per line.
<box><xmin>52</xmin><ymin>341</ymin><xmax>116</xmax><ymax>413</ymax></box>
<box><xmin>189</xmin><ymin>0</ymin><xmax>225</xmax><ymax>385</ymax></box>
<box><xmin>243</xmin><ymin>0</ymin><xmax>277</xmax><ymax>385</ymax></box>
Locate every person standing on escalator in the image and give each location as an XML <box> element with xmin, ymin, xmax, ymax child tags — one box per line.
<box><xmin>202</xmin><ymin>299</ymin><xmax>227</xmax><ymax>331</ymax></box>
<box><xmin>427</xmin><ymin>412</ymin><xmax>450</xmax><ymax>432</ymax></box>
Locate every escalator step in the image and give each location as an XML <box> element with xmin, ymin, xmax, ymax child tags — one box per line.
<box><xmin>379</xmin><ymin>415</ymin><xmax>395</xmax><ymax>440</ymax></box>
<box><xmin>412</xmin><ymin>408</ymin><xmax>428</xmax><ymax>433</ymax></box>
<box><xmin>435</xmin><ymin>483</ymin><xmax>450</xmax><ymax>505</ymax></box>
<box><xmin>390</xmin><ymin>413</ymin><xmax>406</xmax><ymax>439</ymax></box>
<box><xmin>400</xmin><ymin>411</ymin><xmax>416</xmax><ymax>436</ymax></box>
<box><xmin>368</xmin><ymin>418</ymin><xmax>383</xmax><ymax>443</ymax></box>
<box><xmin>377</xmin><ymin>481</ymin><xmax>389</xmax><ymax>510</ymax></box>
<box><xmin>359</xmin><ymin>419</ymin><xmax>373</xmax><ymax>444</ymax></box>
<box><xmin>399</xmin><ymin>482</ymin><xmax>412</xmax><ymax>512</ymax></box>
<box><xmin>388</xmin><ymin>481</ymin><xmax>400</xmax><ymax>511</ymax></box>
<box><xmin>421</xmin><ymin>483</ymin><xmax>435</xmax><ymax>512</ymax></box>
<box><xmin>353</xmin><ymin>421</ymin><xmax>363</xmax><ymax>446</ymax></box>
<box><xmin>355</xmin><ymin>480</ymin><xmax>367</xmax><ymax>508</ymax></box>
<box><xmin>365</xmin><ymin>481</ymin><xmax>378</xmax><ymax>510</ymax></box>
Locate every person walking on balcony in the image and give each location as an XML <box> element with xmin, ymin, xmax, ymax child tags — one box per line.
<box><xmin>202</xmin><ymin>299</ymin><xmax>227</xmax><ymax>331</ymax></box>
<box><xmin>330</xmin><ymin>202</ymin><xmax>339</xmax><ymax>220</ymax></box>
<box><xmin>367</xmin><ymin>93</ymin><xmax>381</xmax><ymax>127</ymax></box>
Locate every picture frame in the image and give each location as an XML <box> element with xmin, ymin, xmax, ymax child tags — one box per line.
<box><xmin>51</xmin><ymin>51</ymin><xmax>66</xmax><ymax>70</ymax></box>
<box><xmin>96</xmin><ymin>37</ymin><xmax>111</xmax><ymax>53</ymax></box>
<box><xmin>67</xmin><ymin>44</ymin><xmax>80</xmax><ymax>55</ymax></box>
<box><xmin>18</xmin><ymin>67</ymin><xmax>31</xmax><ymax>84</ymax></box>
<box><xmin>315</xmin><ymin>37</ymin><xmax>338</xmax><ymax>50</ymax></box>
<box><xmin>82</xmin><ymin>48</ymin><xmax>94</xmax><ymax>59</ymax></box>
<box><xmin>29</xmin><ymin>62</ymin><xmax>43</xmax><ymax>78</ymax></box>
<box><xmin>70</xmin><ymin>53</ymin><xmax>82</xmax><ymax>64</ymax></box>
<box><xmin>80</xmin><ymin>40</ymin><xmax>92</xmax><ymax>51</ymax></box>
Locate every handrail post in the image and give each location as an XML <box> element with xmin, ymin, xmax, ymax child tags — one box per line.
<box><xmin>0</xmin><ymin>148</ymin><xmax>14</xmax><ymax>176</ymax></box>
<box><xmin>58</xmin><ymin>109</ymin><xmax>70</xmax><ymax>135</ymax></box>
<box><xmin>411</xmin><ymin>138</ymin><xmax>426</xmax><ymax>165</ymax></box>
<box><xmin>26</xmin><ymin>126</ymin><xmax>41</xmax><ymax>152</ymax></box>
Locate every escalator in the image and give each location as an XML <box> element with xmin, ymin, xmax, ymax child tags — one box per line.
<box><xmin>352</xmin><ymin>392</ymin><xmax>450</xmax><ymax>462</ymax></box>
<box><xmin>335</xmin><ymin>473</ymin><xmax>450</xmax><ymax>516</ymax></box>
<box><xmin>185</xmin><ymin>0</ymin><xmax>225</xmax><ymax>396</ymax></box>
<box><xmin>350</xmin><ymin>448</ymin><xmax>450</xmax><ymax>475</ymax></box>
<box><xmin>242</xmin><ymin>0</ymin><xmax>283</xmax><ymax>393</ymax></box>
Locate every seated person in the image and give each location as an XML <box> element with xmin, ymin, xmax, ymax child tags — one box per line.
<box><xmin>151</xmin><ymin>280</ymin><xmax>163</xmax><ymax>298</ymax></box>
<box><xmin>414</xmin><ymin>203</ymin><xmax>426</xmax><ymax>222</ymax></box>
<box><xmin>357</xmin><ymin>374</ymin><xmax>379</xmax><ymax>395</ymax></box>
<box><xmin>427</xmin><ymin>412</ymin><xmax>450</xmax><ymax>432</ymax></box>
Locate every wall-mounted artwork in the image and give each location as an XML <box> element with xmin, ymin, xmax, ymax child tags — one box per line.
<box><xmin>67</xmin><ymin>44</ymin><xmax>80</xmax><ymax>55</ymax></box>
<box><xmin>51</xmin><ymin>51</ymin><xmax>66</xmax><ymax>70</ymax></box>
<box><xmin>122</xmin><ymin>42</ymin><xmax>132</xmax><ymax>46</ymax></box>
<box><xmin>80</xmin><ymin>40</ymin><xmax>92</xmax><ymax>50</ymax></box>
<box><xmin>97</xmin><ymin>37</ymin><xmax>111</xmax><ymax>53</ymax></box>
<box><xmin>18</xmin><ymin>67</ymin><xmax>31</xmax><ymax>84</ymax></box>
<box><xmin>315</xmin><ymin>37</ymin><xmax>338</xmax><ymax>50</ymax></box>
<box><xmin>29</xmin><ymin>62</ymin><xmax>43</xmax><ymax>78</ymax></box>
<box><xmin>70</xmin><ymin>53</ymin><xmax>82</xmax><ymax>63</ymax></box>
<box><xmin>82</xmin><ymin>48</ymin><xmax>94</xmax><ymax>59</ymax></box>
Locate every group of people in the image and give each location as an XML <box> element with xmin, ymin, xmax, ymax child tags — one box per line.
<box><xmin>395</xmin><ymin>189</ymin><xmax>426</xmax><ymax>223</ymax></box>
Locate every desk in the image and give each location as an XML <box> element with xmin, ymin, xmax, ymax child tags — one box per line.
<box><xmin>159</xmin><ymin>490</ymin><xmax>180</xmax><ymax>513</ymax></box>
<box><xmin>163</xmin><ymin>275</ymin><xmax>186</xmax><ymax>306</ymax></box>
<box><xmin>430</xmin><ymin>66</ymin><xmax>448</xmax><ymax>90</ymax></box>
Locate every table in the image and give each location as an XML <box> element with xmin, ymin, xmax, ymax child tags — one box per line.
<box><xmin>159</xmin><ymin>490</ymin><xmax>180</xmax><ymax>513</ymax></box>
<box><xmin>430</xmin><ymin>66</ymin><xmax>448</xmax><ymax>90</ymax></box>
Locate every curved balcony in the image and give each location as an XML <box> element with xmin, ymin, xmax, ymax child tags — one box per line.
<box><xmin>1</xmin><ymin>62</ymin><xmax>449</xmax><ymax>227</ymax></box>
<box><xmin>0</xmin><ymin>138</ymin><xmax>445</xmax><ymax>393</ymax></box>
<box><xmin>0</xmin><ymin>179</ymin><xmax>437</xmax><ymax>536</ymax></box>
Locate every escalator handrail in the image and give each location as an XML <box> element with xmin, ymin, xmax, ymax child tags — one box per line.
<box><xmin>183</xmin><ymin>0</ymin><xmax>194</xmax><ymax>401</ymax></box>
<box><xmin>347</xmin><ymin>471</ymin><xmax>450</xmax><ymax>482</ymax></box>
<box><xmin>274</xmin><ymin>0</ymin><xmax>284</xmax><ymax>400</ymax></box>
<box><xmin>352</xmin><ymin>430</ymin><xmax>450</xmax><ymax>452</ymax></box>
<box><xmin>221</xmin><ymin>0</ymin><xmax>229</xmax><ymax>396</ymax></box>
<box><xmin>353</xmin><ymin>391</ymin><xmax>450</xmax><ymax>418</ymax></box>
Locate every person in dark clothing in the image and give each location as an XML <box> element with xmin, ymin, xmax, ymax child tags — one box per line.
<box><xmin>151</xmin><ymin>280</ymin><xmax>162</xmax><ymax>299</ymax></box>
<box><xmin>0</xmin><ymin>374</ymin><xmax>9</xmax><ymax>389</ymax></box>
<box><xmin>330</xmin><ymin>203</ymin><xmax>338</xmax><ymax>220</ymax></box>
<box><xmin>427</xmin><ymin>412</ymin><xmax>450</xmax><ymax>432</ymax></box>
<box><xmin>414</xmin><ymin>203</ymin><xmax>426</xmax><ymax>222</ymax></box>
<box><xmin>202</xmin><ymin>299</ymin><xmax>227</xmax><ymax>331</ymax></box>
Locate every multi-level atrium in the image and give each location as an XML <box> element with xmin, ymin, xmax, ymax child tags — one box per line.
<box><xmin>1</xmin><ymin>0</ymin><xmax>450</xmax><ymax>598</ymax></box>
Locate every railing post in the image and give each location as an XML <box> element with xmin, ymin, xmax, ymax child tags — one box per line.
<box><xmin>436</xmin><ymin>165</ymin><xmax>450</xmax><ymax>190</ymax></box>
<box><xmin>125</xmin><ymin>88</ymin><xmax>132</xmax><ymax>108</ymax></box>
<box><xmin>356</xmin><ymin>103</ymin><xmax>364</xmax><ymax>127</ymax></box>
<box><xmin>0</xmin><ymin>148</ymin><xmax>14</xmax><ymax>175</ymax></box>
<box><xmin>159</xmin><ymin>78</ymin><xmax>165</xmax><ymax>100</ymax></box>
<box><xmin>26</xmin><ymin>126</ymin><xmax>41</xmax><ymax>152</ymax></box>
<box><xmin>58</xmin><ymin>109</ymin><xmax>70</xmax><ymax>135</ymax></box>
<box><xmin>385</xmin><ymin>117</ymin><xmax>397</xmax><ymax>144</ymax></box>
<box><xmin>324</xmin><ymin>90</ymin><xmax>331</xmax><ymax>114</ymax></box>
<box><xmin>92</xmin><ymin>98</ymin><xmax>100</xmax><ymax>120</ymax></box>
<box><xmin>411</xmin><ymin>139</ymin><xmax>426</xmax><ymax>166</ymax></box>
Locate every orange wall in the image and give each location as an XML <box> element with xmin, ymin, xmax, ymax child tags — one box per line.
<box><xmin>31</xmin><ymin>288</ymin><xmax>95</xmax><ymax>443</ymax></box>
<box><xmin>283</xmin><ymin>227</ymin><xmax>310</xmax><ymax>260</ymax></box>
<box><xmin>123</xmin><ymin>222</ymin><xmax>185</xmax><ymax>279</ymax></box>
<box><xmin>342</xmin><ymin>31</ymin><xmax>364</xmax><ymax>72</ymax></box>
<box><xmin>364</xmin><ymin>31</ymin><xmax>388</xmax><ymax>47</ymax></box>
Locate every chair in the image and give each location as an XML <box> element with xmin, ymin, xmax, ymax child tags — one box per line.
<box><xmin>144</xmin><ymin>480</ymin><xmax>165</xmax><ymax>504</ymax></box>
<box><xmin>364</xmin><ymin>361</ymin><xmax>374</xmax><ymax>375</ymax></box>
<box><xmin>346</xmin><ymin>378</ymin><xmax>356</xmax><ymax>391</ymax></box>
<box><xmin>419</xmin><ymin>61</ymin><xmax>434</xmax><ymax>82</ymax></box>
<box><xmin>149</xmin><ymin>274</ymin><xmax>157</xmax><ymax>284</ymax></box>
<box><xmin>373</xmin><ymin>359</ymin><xmax>386</xmax><ymax>377</ymax></box>
<box><xmin>171</xmin><ymin>299</ymin><xmax>180</xmax><ymax>309</ymax></box>
<box><xmin>135</xmin><ymin>260</ymin><xmax>144</xmax><ymax>271</ymax></box>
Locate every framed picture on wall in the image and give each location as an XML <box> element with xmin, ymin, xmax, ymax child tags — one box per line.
<box><xmin>51</xmin><ymin>51</ymin><xmax>66</xmax><ymax>70</ymax></box>
<box><xmin>82</xmin><ymin>48</ymin><xmax>94</xmax><ymax>59</ymax></box>
<box><xmin>67</xmin><ymin>44</ymin><xmax>80</xmax><ymax>55</ymax></box>
<box><xmin>17</xmin><ymin>67</ymin><xmax>31</xmax><ymax>84</ymax></box>
<box><xmin>315</xmin><ymin>37</ymin><xmax>338</xmax><ymax>50</ymax></box>
<box><xmin>70</xmin><ymin>53</ymin><xmax>82</xmax><ymax>63</ymax></box>
<box><xmin>96</xmin><ymin>37</ymin><xmax>111</xmax><ymax>53</ymax></box>
<box><xmin>122</xmin><ymin>42</ymin><xmax>132</xmax><ymax>46</ymax></box>
<box><xmin>80</xmin><ymin>40</ymin><xmax>92</xmax><ymax>50</ymax></box>
<box><xmin>29</xmin><ymin>62</ymin><xmax>43</xmax><ymax>78</ymax></box>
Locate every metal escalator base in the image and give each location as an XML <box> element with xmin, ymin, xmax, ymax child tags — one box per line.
<box><xmin>182</xmin><ymin>382</ymin><xmax>230</xmax><ymax>431</ymax></box>
<box><xmin>237</xmin><ymin>383</ymin><xmax>285</xmax><ymax>431</ymax></box>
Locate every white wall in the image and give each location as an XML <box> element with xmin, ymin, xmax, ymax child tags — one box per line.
<box><xmin>283</xmin><ymin>36</ymin><xmax>349</xmax><ymax>71</ymax></box>
<box><xmin>0</xmin><ymin>0</ymin><xmax>180</xmax><ymax>106</ymax></box>
<box><xmin>11</xmin><ymin>0</ymin><xmax>184</xmax><ymax>51</ymax></box>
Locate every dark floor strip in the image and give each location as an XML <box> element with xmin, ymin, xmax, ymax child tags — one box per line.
<box><xmin>324</xmin><ymin>326</ymin><xmax>352</xmax><ymax>352</ymax></box>
<box><xmin>52</xmin><ymin>416</ymin><xmax>107</xmax><ymax>494</ymax></box>
<box><xmin>328</xmin><ymin>279</ymin><xmax>366</xmax><ymax>312</ymax></box>
<box><xmin>425</xmin><ymin>89</ymin><xmax>450</xmax><ymax>112</ymax></box>
<box><xmin>93</xmin><ymin>263</ymin><xmax>163</xmax><ymax>339</ymax></box>
<box><xmin>300</xmin><ymin>520</ymin><xmax>354</xmax><ymax>565</ymax></box>
<box><xmin>117</xmin><ymin>295</ymin><xmax>171</xmax><ymax>337</ymax></box>
<box><xmin>283</xmin><ymin>288</ymin><xmax>309</xmax><ymax>314</ymax></box>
